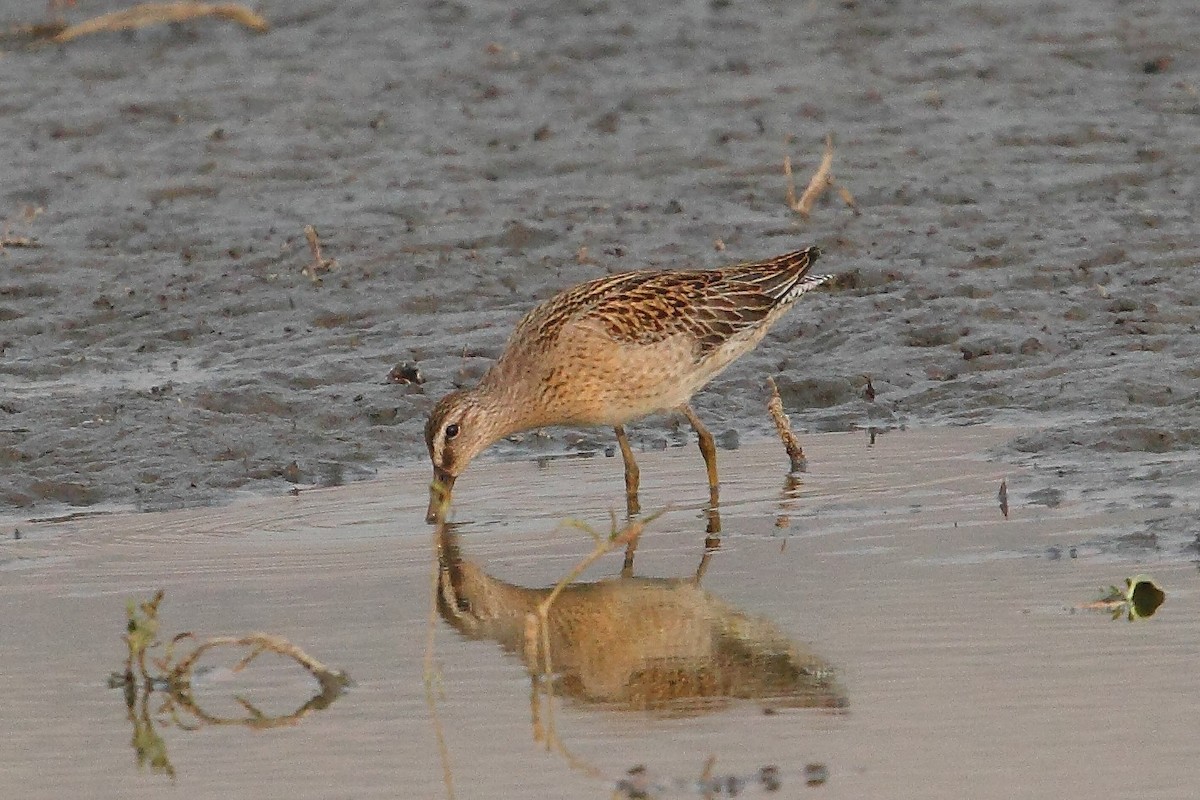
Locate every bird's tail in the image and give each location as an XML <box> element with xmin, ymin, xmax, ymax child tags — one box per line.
<box><xmin>733</xmin><ymin>246</ymin><xmax>832</xmax><ymax>303</ymax></box>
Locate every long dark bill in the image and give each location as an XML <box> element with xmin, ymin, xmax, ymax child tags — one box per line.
<box><xmin>426</xmin><ymin>469</ymin><xmax>456</xmax><ymax>524</ymax></box>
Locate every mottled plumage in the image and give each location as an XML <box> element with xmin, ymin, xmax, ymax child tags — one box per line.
<box><xmin>425</xmin><ymin>246</ymin><xmax>830</xmax><ymax>522</ymax></box>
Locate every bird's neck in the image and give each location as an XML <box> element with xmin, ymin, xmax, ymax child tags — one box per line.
<box><xmin>473</xmin><ymin>368</ymin><xmax>547</xmax><ymax>438</ymax></box>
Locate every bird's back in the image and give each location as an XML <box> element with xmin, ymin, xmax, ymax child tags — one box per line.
<box><xmin>481</xmin><ymin>247</ymin><xmax>829</xmax><ymax>426</ymax></box>
<box><xmin>509</xmin><ymin>246</ymin><xmax>826</xmax><ymax>358</ymax></box>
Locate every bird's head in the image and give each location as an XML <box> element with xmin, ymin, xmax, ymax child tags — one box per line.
<box><xmin>424</xmin><ymin>389</ymin><xmax>500</xmax><ymax>522</ymax></box>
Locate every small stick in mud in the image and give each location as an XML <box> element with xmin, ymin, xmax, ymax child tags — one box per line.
<box><xmin>52</xmin><ymin>2</ymin><xmax>268</xmax><ymax>43</ymax></box>
<box><xmin>0</xmin><ymin>233</ymin><xmax>41</xmax><ymax>250</ymax></box>
<box><xmin>699</xmin><ymin>755</ymin><xmax>718</xmax><ymax>784</ymax></box>
<box><xmin>0</xmin><ymin>205</ymin><xmax>44</xmax><ymax>251</ymax></box>
<box><xmin>784</xmin><ymin>133</ymin><xmax>860</xmax><ymax>219</ymax></box>
<box><xmin>301</xmin><ymin>224</ymin><xmax>338</xmax><ymax>284</ymax></box>
<box><xmin>998</xmin><ymin>478</ymin><xmax>1009</xmax><ymax>518</ymax></box>
<box><xmin>767</xmin><ymin>377</ymin><xmax>807</xmax><ymax>473</ymax></box>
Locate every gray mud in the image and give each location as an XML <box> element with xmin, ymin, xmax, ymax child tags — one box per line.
<box><xmin>1</xmin><ymin>0</ymin><xmax>1197</xmax><ymax>542</ymax></box>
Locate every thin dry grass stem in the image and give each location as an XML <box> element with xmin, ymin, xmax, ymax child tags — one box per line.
<box><xmin>559</xmin><ymin>516</ymin><xmax>607</xmax><ymax>544</ymax></box>
<box><xmin>301</xmin><ymin>224</ymin><xmax>338</xmax><ymax>283</ymax></box>
<box><xmin>836</xmin><ymin>183</ymin><xmax>859</xmax><ymax>211</ymax></box>
<box><xmin>547</xmin><ymin>730</ymin><xmax>606</xmax><ymax>781</ymax></box>
<box><xmin>1078</xmin><ymin>599</ymin><xmax>1123</xmax><ymax>612</ymax></box>
<box><xmin>536</xmin><ymin>622</ymin><xmax>556</xmax><ymax>747</ymax></box>
<box><xmin>52</xmin><ymin>2</ymin><xmax>267</xmax><ymax>42</ymax></box>
<box><xmin>793</xmin><ymin>136</ymin><xmax>833</xmax><ymax>217</ymax></box>
<box><xmin>528</xmin><ymin>675</ymin><xmax>603</xmax><ymax>781</ymax></box>
<box><xmin>782</xmin><ymin>156</ymin><xmax>798</xmax><ymax>208</ymax></box>
<box><xmin>784</xmin><ymin>133</ymin><xmax>860</xmax><ymax>219</ymax></box>
<box><xmin>526</xmin><ymin>511</ymin><xmax>664</xmax><ymax>751</ymax></box>
<box><xmin>426</xmin><ymin>491</ymin><xmax>457</xmax><ymax>800</ymax></box>
<box><xmin>534</xmin><ymin>514</ymin><xmax>658</xmax><ymax>655</ymax></box>
<box><xmin>767</xmin><ymin>377</ymin><xmax>806</xmax><ymax>473</ymax></box>
<box><xmin>692</xmin><ymin>548</ymin><xmax>715</xmax><ymax>585</ymax></box>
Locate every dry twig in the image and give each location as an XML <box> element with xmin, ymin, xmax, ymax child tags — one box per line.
<box><xmin>0</xmin><ymin>234</ymin><xmax>40</xmax><ymax>249</ymax></box>
<box><xmin>53</xmin><ymin>2</ymin><xmax>267</xmax><ymax>42</ymax></box>
<box><xmin>784</xmin><ymin>133</ymin><xmax>859</xmax><ymax>219</ymax></box>
<box><xmin>767</xmin><ymin>377</ymin><xmax>806</xmax><ymax>473</ymax></box>
<box><xmin>301</xmin><ymin>224</ymin><xmax>338</xmax><ymax>283</ymax></box>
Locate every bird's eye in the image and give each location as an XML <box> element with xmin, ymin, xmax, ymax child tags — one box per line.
<box><xmin>445</xmin><ymin>423</ymin><xmax>460</xmax><ymax>440</ymax></box>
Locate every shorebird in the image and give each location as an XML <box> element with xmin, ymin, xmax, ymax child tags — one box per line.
<box><xmin>424</xmin><ymin>246</ymin><xmax>830</xmax><ymax>523</ymax></box>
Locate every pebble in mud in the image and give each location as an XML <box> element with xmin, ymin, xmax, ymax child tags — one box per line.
<box><xmin>803</xmin><ymin>763</ymin><xmax>828</xmax><ymax>787</ymax></box>
<box><xmin>612</xmin><ymin>763</ymin><xmax>791</xmax><ymax>797</ymax></box>
<box><xmin>386</xmin><ymin>362</ymin><xmax>424</xmax><ymax>385</ymax></box>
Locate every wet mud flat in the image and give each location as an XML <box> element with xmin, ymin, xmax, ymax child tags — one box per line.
<box><xmin>2</xmin><ymin>429</ymin><xmax>1198</xmax><ymax>799</ymax></box>
<box><xmin>1</xmin><ymin>0</ymin><xmax>1198</xmax><ymax>549</ymax></box>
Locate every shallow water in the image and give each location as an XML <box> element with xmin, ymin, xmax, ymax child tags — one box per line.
<box><xmin>2</xmin><ymin>0</ymin><xmax>1199</xmax><ymax>536</ymax></box>
<box><xmin>2</xmin><ymin>428</ymin><xmax>1196</xmax><ymax>799</ymax></box>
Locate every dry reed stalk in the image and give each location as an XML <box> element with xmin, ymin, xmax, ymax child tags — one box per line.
<box><xmin>529</xmin><ymin>516</ymin><xmax>651</xmax><ymax>677</ymax></box>
<box><xmin>0</xmin><ymin>234</ymin><xmax>41</xmax><ymax>249</ymax></box>
<box><xmin>302</xmin><ymin>224</ymin><xmax>338</xmax><ymax>283</ymax></box>
<box><xmin>53</xmin><ymin>2</ymin><xmax>267</xmax><ymax>43</ymax></box>
<box><xmin>767</xmin><ymin>377</ymin><xmax>806</xmax><ymax>473</ymax></box>
<box><xmin>784</xmin><ymin>133</ymin><xmax>860</xmax><ymax>219</ymax></box>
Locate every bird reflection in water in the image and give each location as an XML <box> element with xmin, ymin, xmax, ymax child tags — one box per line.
<box><xmin>434</xmin><ymin>520</ymin><xmax>847</xmax><ymax>717</ymax></box>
